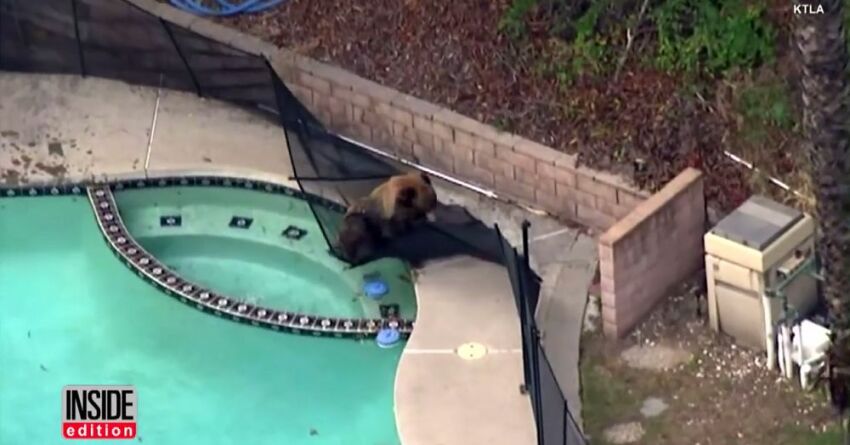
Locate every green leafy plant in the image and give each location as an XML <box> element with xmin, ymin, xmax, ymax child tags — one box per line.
<box><xmin>566</xmin><ymin>1</ymin><xmax>610</xmax><ymax>78</ymax></box>
<box><xmin>533</xmin><ymin>38</ymin><xmax>572</xmax><ymax>88</ymax></box>
<box><xmin>733</xmin><ymin>78</ymin><xmax>796</xmax><ymax>146</ymax></box>
<box><xmin>653</xmin><ymin>0</ymin><xmax>775</xmax><ymax>75</ymax></box>
<box><xmin>499</xmin><ymin>0</ymin><xmax>537</xmax><ymax>40</ymax></box>
<box><xmin>737</xmin><ymin>81</ymin><xmax>794</xmax><ymax>130</ymax></box>
<box><xmin>538</xmin><ymin>1</ymin><xmax>612</xmax><ymax>86</ymax></box>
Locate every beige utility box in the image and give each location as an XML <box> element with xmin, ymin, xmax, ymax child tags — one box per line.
<box><xmin>704</xmin><ymin>195</ymin><xmax>818</xmax><ymax>360</ymax></box>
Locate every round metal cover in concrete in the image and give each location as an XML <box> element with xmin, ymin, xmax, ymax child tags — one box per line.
<box><xmin>710</xmin><ymin>195</ymin><xmax>803</xmax><ymax>251</ymax></box>
<box><xmin>457</xmin><ymin>342</ymin><xmax>487</xmax><ymax>360</ymax></box>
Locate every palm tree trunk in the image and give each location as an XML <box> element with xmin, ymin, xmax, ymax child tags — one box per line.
<box><xmin>795</xmin><ymin>0</ymin><xmax>850</xmax><ymax>425</ymax></box>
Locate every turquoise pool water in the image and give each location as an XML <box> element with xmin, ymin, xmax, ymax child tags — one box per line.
<box><xmin>114</xmin><ymin>186</ymin><xmax>417</xmax><ymax>320</ymax></box>
<box><xmin>0</xmin><ymin>196</ymin><xmax>403</xmax><ymax>445</ymax></box>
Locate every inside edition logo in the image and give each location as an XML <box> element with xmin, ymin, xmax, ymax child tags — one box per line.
<box><xmin>62</xmin><ymin>385</ymin><xmax>137</xmax><ymax>440</ymax></box>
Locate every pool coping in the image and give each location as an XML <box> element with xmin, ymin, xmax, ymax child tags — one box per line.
<box><xmin>0</xmin><ymin>174</ymin><xmax>415</xmax><ymax>340</ymax></box>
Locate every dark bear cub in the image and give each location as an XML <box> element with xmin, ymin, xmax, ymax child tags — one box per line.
<box><xmin>335</xmin><ymin>171</ymin><xmax>438</xmax><ymax>264</ymax></box>
<box><xmin>336</xmin><ymin>211</ymin><xmax>383</xmax><ymax>265</ymax></box>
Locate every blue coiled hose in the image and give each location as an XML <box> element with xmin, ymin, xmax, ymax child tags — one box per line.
<box><xmin>169</xmin><ymin>0</ymin><xmax>286</xmax><ymax>17</ymax></box>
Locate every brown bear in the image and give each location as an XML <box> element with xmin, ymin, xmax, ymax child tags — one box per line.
<box><xmin>335</xmin><ymin>171</ymin><xmax>438</xmax><ymax>264</ymax></box>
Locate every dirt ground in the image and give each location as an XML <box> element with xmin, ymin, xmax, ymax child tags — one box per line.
<box><xmin>581</xmin><ymin>278</ymin><xmax>839</xmax><ymax>445</ymax></box>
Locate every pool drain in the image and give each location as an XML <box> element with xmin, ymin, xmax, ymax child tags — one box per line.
<box><xmin>376</xmin><ymin>328</ymin><xmax>401</xmax><ymax>348</ymax></box>
<box><xmin>457</xmin><ymin>342</ymin><xmax>487</xmax><ymax>360</ymax></box>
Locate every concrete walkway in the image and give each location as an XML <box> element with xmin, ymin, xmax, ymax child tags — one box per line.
<box><xmin>396</xmin><ymin>257</ymin><xmax>536</xmax><ymax>445</ymax></box>
<box><xmin>533</xmin><ymin>234</ymin><xmax>598</xmax><ymax>426</ymax></box>
<box><xmin>0</xmin><ymin>72</ymin><xmax>597</xmax><ymax>440</ymax></box>
<box><xmin>434</xmin><ymin>180</ymin><xmax>599</xmax><ymax>427</ymax></box>
<box><xmin>0</xmin><ymin>73</ymin><xmax>296</xmax><ymax>187</ymax></box>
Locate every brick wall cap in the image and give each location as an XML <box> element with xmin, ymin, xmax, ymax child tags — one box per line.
<box><xmin>226</xmin><ymin>30</ymin><xmax>278</xmax><ymax>58</ymax></box>
<box><xmin>599</xmin><ymin>167</ymin><xmax>703</xmax><ymax>246</ymax></box>
<box><xmin>433</xmin><ymin>108</ymin><xmax>489</xmax><ymax>137</ymax></box>
<box><xmin>577</xmin><ymin>169</ymin><xmax>634</xmax><ymax>192</ymax></box>
<box><xmin>514</xmin><ymin>138</ymin><xmax>561</xmax><ymax>164</ymax></box>
<box><xmin>554</xmin><ymin>153</ymin><xmax>578</xmax><ymax>169</ymax></box>
<box><xmin>391</xmin><ymin>95</ymin><xmax>442</xmax><ymax>118</ymax></box>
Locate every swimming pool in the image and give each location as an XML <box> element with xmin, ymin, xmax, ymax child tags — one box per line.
<box><xmin>0</xmin><ymin>180</ymin><xmax>412</xmax><ymax>445</ymax></box>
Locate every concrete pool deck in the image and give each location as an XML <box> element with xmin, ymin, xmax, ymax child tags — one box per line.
<box><xmin>0</xmin><ymin>73</ymin><xmax>297</xmax><ymax>188</ymax></box>
<box><xmin>0</xmin><ymin>72</ymin><xmax>597</xmax><ymax>444</ymax></box>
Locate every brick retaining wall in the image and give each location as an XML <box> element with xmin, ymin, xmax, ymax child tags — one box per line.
<box><xmin>275</xmin><ymin>53</ymin><xmax>650</xmax><ymax>231</ymax></box>
<box><xmin>598</xmin><ymin>168</ymin><xmax>705</xmax><ymax>338</ymax></box>
<box><xmin>284</xmin><ymin>55</ymin><xmax>654</xmax><ymax>229</ymax></box>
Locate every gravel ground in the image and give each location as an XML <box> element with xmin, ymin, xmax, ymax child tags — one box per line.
<box><xmin>581</xmin><ymin>278</ymin><xmax>836</xmax><ymax>445</ymax></box>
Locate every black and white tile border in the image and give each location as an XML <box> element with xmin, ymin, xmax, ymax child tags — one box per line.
<box><xmin>0</xmin><ymin>177</ymin><xmax>413</xmax><ymax>340</ymax></box>
<box><xmin>0</xmin><ymin>183</ymin><xmax>86</xmax><ymax>199</ymax></box>
<box><xmin>0</xmin><ymin>176</ymin><xmax>349</xmax><ymax>213</ymax></box>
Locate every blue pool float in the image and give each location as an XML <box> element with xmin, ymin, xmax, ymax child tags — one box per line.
<box><xmin>363</xmin><ymin>278</ymin><xmax>389</xmax><ymax>300</ymax></box>
<box><xmin>376</xmin><ymin>328</ymin><xmax>401</xmax><ymax>348</ymax></box>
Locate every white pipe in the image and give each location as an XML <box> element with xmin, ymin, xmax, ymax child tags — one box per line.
<box><xmin>776</xmin><ymin>324</ymin><xmax>785</xmax><ymax>376</ymax></box>
<box><xmin>336</xmin><ymin>134</ymin><xmax>498</xmax><ymax>199</ymax></box>
<box><xmin>763</xmin><ymin>293</ymin><xmax>777</xmax><ymax>371</ymax></box>
<box><xmin>336</xmin><ymin>135</ymin><xmax>554</xmax><ymax>218</ymax></box>
<box><xmin>144</xmin><ymin>74</ymin><xmax>163</xmax><ymax>178</ymax></box>
<box><xmin>722</xmin><ymin>150</ymin><xmax>809</xmax><ymax>200</ymax></box>
<box><xmin>783</xmin><ymin>324</ymin><xmax>795</xmax><ymax>379</ymax></box>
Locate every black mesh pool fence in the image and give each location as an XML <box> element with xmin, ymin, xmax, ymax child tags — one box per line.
<box><xmin>535</xmin><ymin>330</ymin><xmax>587</xmax><ymax>445</ymax></box>
<box><xmin>1</xmin><ymin>0</ymin><xmax>278</xmax><ymax>110</ymax></box>
<box><xmin>500</xmin><ymin>222</ymin><xmax>589</xmax><ymax>445</ymax></box>
<box><xmin>1</xmin><ymin>1</ymin><xmax>585</xmax><ymax>443</ymax></box>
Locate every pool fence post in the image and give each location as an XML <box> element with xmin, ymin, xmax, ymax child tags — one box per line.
<box><xmin>521</xmin><ymin>220</ymin><xmax>531</xmax><ymax>273</ymax></box>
